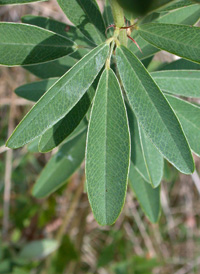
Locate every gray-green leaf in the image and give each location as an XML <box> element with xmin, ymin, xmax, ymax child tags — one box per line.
<box><xmin>0</xmin><ymin>23</ymin><xmax>75</xmax><ymax>66</ymax></box>
<box><xmin>19</xmin><ymin>239</ymin><xmax>58</xmax><ymax>260</ymax></box>
<box><xmin>7</xmin><ymin>43</ymin><xmax>109</xmax><ymax>148</ymax></box>
<box><xmin>152</xmin><ymin>70</ymin><xmax>200</xmax><ymax>98</ymax></box>
<box><xmin>139</xmin><ymin>126</ymin><xmax>164</xmax><ymax>188</ymax></box>
<box><xmin>161</xmin><ymin>59</ymin><xmax>200</xmax><ymax>71</ymax></box>
<box><xmin>57</xmin><ymin>0</ymin><xmax>105</xmax><ymax>45</ymax></box>
<box><xmin>155</xmin><ymin>4</ymin><xmax>200</xmax><ymax>25</ymax></box>
<box><xmin>139</xmin><ymin>23</ymin><xmax>200</xmax><ymax>64</ymax></box>
<box><xmin>21</xmin><ymin>15</ymin><xmax>95</xmax><ymax>48</ymax></box>
<box><xmin>39</xmin><ymin>86</ymin><xmax>94</xmax><ymax>152</ymax></box>
<box><xmin>166</xmin><ymin>95</ymin><xmax>200</xmax><ymax>157</ymax></box>
<box><xmin>23</xmin><ymin>55</ymin><xmax>77</xmax><ymax>79</ymax></box>
<box><xmin>116</xmin><ymin>45</ymin><xmax>194</xmax><ymax>174</ymax></box>
<box><xmin>86</xmin><ymin>69</ymin><xmax>130</xmax><ymax>225</ymax></box>
<box><xmin>33</xmin><ymin>130</ymin><xmax>86</xmax><ymax>198</ymax></box>
<box><xmin>15</xmin><ymin>78</ymin><xmax>58</xmax><ymax>101</ymax></box>
<box><xmin>129</xmin><ymin>163</ymin><xmax>160</xmax><ymax>223</ymax></box>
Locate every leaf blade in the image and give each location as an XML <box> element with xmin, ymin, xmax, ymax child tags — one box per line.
<box><xmin>86</xmin><ymin>69</ymin><xmax>130</xmax><ymax>225</ymax></box>
<box><xmin>151</xmin><ymin>70</ymin><xmax>200</xmax><ymax>98</ymax></box>
<box><xmin>0</xmin><ymin>22</ymin><xmax>75</xmax><ymax>66</ymax></box>
<box><xmin>116</xmin><ymin>45</ymin><xmax>194</xmax><ymax>174</ymax></box>
<box><xmin>57</xmin><ymin>0</ymin><xmax>105</xmax><ymax>45</ymax></box>
<box><xmin>33</xmin><ymin>130</ymin><xmax>86</xmax><ymax>198</ymax></box>
<box><xmin>7</xmin><ymin>43</ymin><xmax>109</xmax><ymax>148</ymax></box>
<box><xmin>139</xmin><ymin>126</ymin><xmax>164</xmax><ymax>188</ymax></box>
<box><xmin>166</xmin><ymin>95</ymin><xmax>200</xmax><ymax>157</ymax></box>
<box><xmin>129</xmin><ymin>163</ymin><xmax>160</xmax><ymax>223</ymax></box>
<box><xmin>139</xmin><ymin>23</ymin><xmax>200</xmax><ymax>64</ymax></box>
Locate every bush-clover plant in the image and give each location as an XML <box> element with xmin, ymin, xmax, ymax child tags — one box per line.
<box><xmin>1</xmin><ymin>0</ymin><xmax>200</xmax><ymax>225</ymax></box>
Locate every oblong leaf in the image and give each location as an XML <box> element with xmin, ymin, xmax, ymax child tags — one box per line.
<box><xmin>23</xmin><ymin>55</ymin><xmax>77</xmax><ymax>79</ymax></box>
<box><xmin>140</xmin><ymin>4</ymin><xmax>200</xmax><ymax>25</ymax></box>
<box><xmin>116</xmin><ymin>45</ymin><xmax>194</xmax><ymax>174</ymax></box>
<box><xmin>57</xmin><ymin>0</ymin><xmax>105</xmax><ymax>45</ymax></box>
<box><xmin>33</xmin><ymin>130</ymin><xmax>86</xmax><ymax>198</ymax></box>
<box><xmin>166</xmin><ymin>95</ymin><xmax>200</xmax><ymax>157</ymax></box>
<box><xmin>86</xmin><ymin>69</ymin><xmax>130</xmax><ymax>226</ymax></box>
<box><xmin>127</xmin><ymin>103</ymin><xmax>149</xmax><ymax>182</ymax></box>
<box><xmin>151</xmin><ymin>70</ymin><xmax>200</xmax><ymax>98</ymax></box>
<box><xmin>7</xmin><ymin>43</ymin><xmax>109</xmax><ymax>148</ymax></box>
<box><xmin>0</xmin><ymin>0</ymin><xmax>46</xmax><ymax>4</ymax></box>
<box><xmin>19</xmin><ymin>239</ymin><xmax>58</xmax><ymax>260</ymax></box>
<box><xmin>127</xmin><ymin>104</ymin><xmax>163</xmax><ymax>187</ymax></box>
<box><xmin>27</xmin><ymin>137</ymin><xmax>40</xmax><ymax>153</ymax></box>
<box><xmin>156</xmin><ymin>0</ymin><xmax>193</xmax><ymax>11</ymax></box>
<box><xmin>155</xmin><ymin>4</ymin><xmax>200</xmax><ymax>25</ymax></box>
<box><xmin>39</xmin><ymin>86</ymin><xmax>94</xmax><ymax>152</ymax></box>
<box><xmin>161</xmin><ymin>59</ymin><xmax>200</xmax><ymax>71</ymax></box>
<box><xmin>0</xmin><ymin>23</ymin><xmax>75</xmax><ymax>66</ymax></box>
<box><xmin>129</xmin><ymin>163</ymin><xmax>160</xmax><ymax>223</ymax></box>
<box><xmin>139</xmin><ymin>23</ymin><xmax>200</xmax><ymax>64</ymax></box>
<box><xmin>15</xmin><ymin>78</ymin><xmax>58</xmax><ymax>101</ymax></box>
<box><xmin>21</xmin><ymin>15</ymin><xmax>95</xmax><ymax>48</ymax></box>
<box><xmin>132</xmin><ymin>4</ymin><xmax>200</xmax><ymax>60</ymax></box>
<box><xmin>139</xmin><ymin>126</ymin><xmax>164</xmax><ymax>188</ymax></box>
<box><xmin>15</xmin><ymin>77</ymin><xmax>90</xmax><ymax>151</ymax></box>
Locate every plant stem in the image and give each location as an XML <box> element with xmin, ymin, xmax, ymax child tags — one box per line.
<box><xmin>109</xmin><ymin>0</ymin><xmax>127</xmax><ymax>46</ymax></box>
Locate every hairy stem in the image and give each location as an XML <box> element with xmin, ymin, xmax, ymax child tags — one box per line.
<box><xmin>109</xmin><ymin>0</ymin><xmax>127</xmax><ymax>46</ymax></box>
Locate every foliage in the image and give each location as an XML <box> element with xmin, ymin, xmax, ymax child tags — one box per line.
<box><xmin>1</xmin><ymin>0</ymin><xmax>200</xmax><ymax>230</ymax></box>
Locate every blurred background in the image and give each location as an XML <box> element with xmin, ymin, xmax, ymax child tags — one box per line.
<box><xmin>0</xmin><ymin>1</ymin><xmax>200</xmax><ymax>273</ymax></box>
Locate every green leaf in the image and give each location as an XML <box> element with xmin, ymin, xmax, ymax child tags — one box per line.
<box><xmin>57</xmin><ymin>0</ymin><xmax>105</xmax><ymax>45</ymax></box>
<box><xmin>129</xmin><ymin>163</ymin><xmax>160</xmax><ymax>223</ymax></box>
<box><xmin>86</xmin><ymin>69</ymin><xmax>130</xmax><ymax>226</ymax></box>
<box><xmin>15</xmin><ymin>77</ymin><xmax>90</xmax><ymax>151</ymax></box>
<box><xmin>151</xmin><ymin>70</ymin><xmax>200</xmax><ymax>98</ymax></box>
<box><xmin>23</xmin><ymin>55</ymin><xmax>77</xmax><ymax>79</ymax></box>
<box><xmin>103</xmin><ymin>0</ymin><xmax>114</xmax><ymax>36</ymax></box>
<box><xmin>33</xmin><ymin>130</ymin><xmax>86</xmax><ymax>198</ymax></box>
<box><xmin>139</xmin><ymin>126</ymin><xmax>164</xmax><ymax>188</ymax></box>
<box><xmin>7</xmin><ymin>43</ymin><xmax>109</xmax><ymax>148</ymax></box>
<box><xmin>19</xmin><ymin>239</ymin><xmax>58</xmax><ymax>260</ymax></box>
<box><xmin>116</xmin><ymin>45</ymin><xmax>194</xmax><ymax>174</ymax></box>
<box><xmin>133</xmin><ymin>4</ymin><xmax>200</xmax><ymax>60</ymax></box>
<box><xmin>127</xmin><ymin>104</ymin><xmax>163</xmax><ymax>187</ymax></box>
<box><xmin>139</xmin><ymin>23</ymin><xmax>200</xmax><ymax>64</ymax></box>
<box><xmin>21</xmin><ymin>15</ymin><xmax>95</xmax><ymax>48</ymax></box>
<box><xmin>38</xmin><ymin>86</ymin><xmax>94</xmax><ymax>152</ymax></box>
<box><xmin>155</xmin><ymin>4</ymin><xmax>200</xmax><ymax>25</ymax></box>
<box><xmin>15</xmin><ymin>78</ymin><xmax>58</xmax><ymax>101</ymax></box>
<box><xmin>161</xmin><ymin>58</ymin><xmax>200</xmax><ymax>71</ymax></box>
<box><xmin>156</xmin><ymin>0</ymin><xmax>193</xmax><ymax>11</ymax></box>
<box><xmin>128</xmin><ymin>32</ymin><xmax>159</xmax><ymax>60</ymax></box>
<box><xmin>127</xmin><ymin>103</ymin><xmax>149</xmax><ymax>182</ymax></box>
<box><xmin>27</xmin><ymin>137</ymin><xmax>40</xmax><ymax>153</ymax></box>
<box><xmin>0</xmin><ymin>23</ymin><xmax>75</xmax><ymax>66</ymax></box>
<box><xmin>166</xmin><ymin>95</ymin><xmax>200</xmax><ymax>157</ymax></box>
<box><xmin>0</xmin><ymin>0</ymin><xmax>46</xmax><ymax>4</ymax></box>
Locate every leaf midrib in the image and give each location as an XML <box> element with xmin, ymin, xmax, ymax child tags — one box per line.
<box><xmin>0</xmin><ymin>42</ymin><xmax>71</xmax><ymax>47</ymax></box>
<box><xmin>104</xmin><ymin>70</ymin><xmax>109</xmax><ymax>224</ymax></box>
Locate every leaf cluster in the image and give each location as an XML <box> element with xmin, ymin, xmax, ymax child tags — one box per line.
<box><xmin>1</xmin><ymin>0</ymin><xmax>200</xmax><ymax>225</ymax></box>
